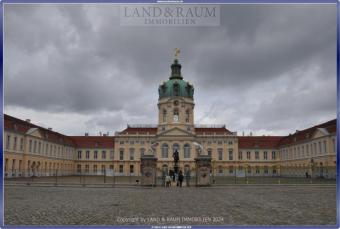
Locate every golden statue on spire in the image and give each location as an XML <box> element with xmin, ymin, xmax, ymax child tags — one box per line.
<box><xmin>174</xmin><ymin>48</ymin><xmax>180</xmax><ymax>59</ymax></box>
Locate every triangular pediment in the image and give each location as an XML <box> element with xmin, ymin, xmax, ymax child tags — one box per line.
<box><xmin>26</xmin><ymin>128</ymin><xmax>43</xmax><ymax>138</ymax></box>
<box><xmin>158</xmin><ymin>127</ymin><xmax>195</xmax><ymax>137</ymax></box>
<box><xmin>311</xmin><ymin>128</ymin><xmax>329</xmax><ymax>139</ymax></box>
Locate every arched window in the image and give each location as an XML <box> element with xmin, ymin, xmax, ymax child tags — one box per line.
<box><xmin>173</xmin><ymin>83</ymin><xmax>179</xmax><ymax>96</ymax></box>
<box><xmin>183</xmin><ymin>143</ymin><xmax>190</xmax><ymax>158</ymax></box>
<box><xmin>173</xmin><ymin>109</ymin><xmax>179</xmax><ymax>122</ymax></box>
<box><xmin>184</xmin><ymin>164</ymin><xmax>190</xmax><ymax>172</ymax></box>
<box><xmin>162</xmin><ymin>144</ymin><xmax>169</xmax><ymax>158</ymax></box>
<box><xmin>163</xmin><ymin>109</ymin><xmax>167</xmax><ymax>123</ymax></box>
<box><xmin>162</xmin><ymin>164</ymin><xmax>168</xmax><ymax>173</ymax></box>
<box><xmin>185</xmin><ymin>110</ymin><xmax>190</xmax><ymax>123</ymax></box>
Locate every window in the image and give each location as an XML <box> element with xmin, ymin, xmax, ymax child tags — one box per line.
<box><xmin>272</xmin><ymin>151</ymin><xmax>276</xmax><ymax>160</ymax></box>
<box><xmin>184</xmin><ymin>144</ymin><xmax>190</xmax><ymax>158</ymax></box>
<box><xmin>255</xmin><ymin>166</ymin><xmax>260</xmax><ymax>174</ymax></box>
<box><xmin>86</xmin><ymin>151</ymin><xmax>90</xmax><ymax>159</ymax></box>
<box><xmin>306</xmin><ymin>145</ymin><xmax>309</xmax><ymax>156</ymax></box>
<box><xmin>77</xmin><ymin>164</ymin><xmax>81</xmax><ymax>173</ymax></box>
<box><xmin>110</xmin><ymin>151</ymin><xmax>114</xmax><ymax>159</ymax></box>
<box><xmin>93</xmin><ymin>165</ymin><xmax>97</xmax><ymax>173</ymax></box>
<box><xmin>119</xmin><ymin>149</ymin><xmax>124</xmax><ymax>160</ymax></box>
<box><xmin>33</xmin><ymin>141</ymin><xmax>37</xmax><ymax>153</ymax></box>
<box><xmin>163</xmin><ymin>109</ymin><xmax>167</xmax><ymax>122</ymax></box>
<box><xmin>255</xmin><ymin>151</ymin><xmax>259</xmax><ymax>160</ymax></box>
<box><xmin>263</xmin><ymin>151</ymin><xmax>267</xmax><ymax>160</ymax></box>
<box><xmin>102</xmin><ymin>151</ymin><xmax>106</xmax><ymax>159</ymax></box>
<box><xmin>318</xmin><ymin>142</ymin><xmax>322</xmax><ymax>154</ymax></box>
<box><xmin>29</xmin><ymin>140</ymin><xmax>32</xmax><ymax>152</ymax></box>
<box><xmin>218</xmin><ymin>149</ymin><xmax>223</xmax><ymax>160</ymax></box>
<box><xmin>162</xmin><ymin>144</ymin><xmax>169</xmax><ymax>158</ymax></box>
<box><xmin>217</xmin><ymin>141</ymin><xmax>223</xmax><ymax>145</ymax></box>
<box><xmin>101</xmin><ymin>165</ymin><xmax>105</xmax><ymax>173</ymax></box>
<box><xmin>333</xmin><ymin>138</ymin><xmax>336</xmax><ymax>153</ymax></box>
<box><xmin>140</xmin><ymin>148</ymin><xmax>145</xmax><ymax>157</ymax></box>
<box><xmin>229</xmin><ymin>166</ymin><xmax>234</xmax><ymax>174</ymax></box>
<box><xmin>130</xmin><ymin>165</ymin><xmax>134</xmax><ymax>174</ymax></box>
<box><xmin>20</xmin><ymin>138</ymin><xmax>24</xmax><ymax>151</ymax></box>
<box><xmin>119</xmin><ymin>165</ymin><xmax>124</xmax><ymax>173</ymax></box>
<box><xmin>38</xmin><ymin>142</ymin><xmax>41</xmax><ymax>154</ymax></box>
<box><xmin>207</xmin><ymin>149</ymin><xmax>212</xmax><ymax>157</ymax></box>
<box><xmin>228</xmin><ymin>141</ymin><xmax>233</xmax><ymax>145</ymax></box>
<box><xmin>120</xmin><ymin>141</ymin><xmax>124</xmax><ymax>145</ymax></box>
<box><xmin>228</xmin><ymin>149</ymin><xmax>233</xmax><ymax>160</ymax></box>
<box><xmin>94</xmin><ymin>151</ymin><xmax>98</xmax><ymax>159</ymax></box>
<box><xmin>301</xmin><ymin>145</ymin><xmax>305</xmax><ymax>157</ymax></box>
<box><xmin>162</xmin><ymin>164</ymin><xmax>169</xmax><ymax>173</ymax></box>
<box><xmin>109</xmin><ymin>165</ymin><xmax>114</xmax><ymax>171</ymax></box>
<box><xmin>173</xmin><ymin>109</ymin><xmax>179</xmax><ymax>122</ymax></box>
<box><xmin>238</xmin><ymin>151</ymin><xmax>242</xmax><ymax>160</ymax></box>
<box><xmin>6</xmin><ymin>135</ymin><xmax>10</xmax><ymax>150</ymax></box>
<box><xmin>218</xmin><ymin>166</ymin><xmax>223</xmax><ymax>174</ymax></box>
<box><xmin>247</xmin><ymin>151</ymin><xmax>251</xmax><ymax>160</ymax></box>
<box><xmin>264</xmin><ymin>166</ymin><xmax>268</xmax><ymax>174</ymax></box>
<box><xmin>272</xmin><ymin>166</ymin><xmax>277</xmax><ymax>174</ymax></box>
<box><xmin>185</xmin><ymin>110</ymin><xmax>190</xmax><ymax>123</ymax></box>
<box><xmin>323</xmin><ymin>140</ymin><xmax>327</xmax><ymax>154</ymax></box>
<box><xmin>247</xmin><ymin>166</ymin><xmax>251</xmax><ymax>174</ymax></box>
<box><xmin>13</xmin><ymin>136</ymin><xmax>17</xmax><ymax>150</ymax></box>
<box><xmin>129</xmin><ymin>148</ymin><xmax>135</xmax><ymax>160</ymax></box>
<box><xmin>77</xmin><ymin>151</ymin><xmax>82</xmax><ymax>159</ymax></box>
<box><xmin>85</xmin><ymin>165</ymin><xmax>89</xmax><ymax>173</ymax></box>
<box><xmin>314</xmin><ymin>143</ymin><xmax>317</xmax><ymax>155</ymax></box>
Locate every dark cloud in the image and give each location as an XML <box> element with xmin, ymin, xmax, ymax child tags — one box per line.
<box><xmin>4</xmin><ymin>4</ymin><xmax>336</xmax><ymax>135</ymax></box>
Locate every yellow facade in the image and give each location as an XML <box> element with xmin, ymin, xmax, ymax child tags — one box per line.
<box><xmin>4</xmin><ymin>58</ymin><xmax>336</xmax><ymax>179</ymax></box>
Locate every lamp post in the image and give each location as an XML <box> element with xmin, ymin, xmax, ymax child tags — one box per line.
<box><xmin>310</xmin><ymin>158</ymin><xmax>314</xmax><ymax>184</ymax></box>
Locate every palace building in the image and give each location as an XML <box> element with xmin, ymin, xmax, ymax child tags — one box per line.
<box><xmin>4</xmin><ymin>57</ymin><xmax>337</xmax><ymax>179</ymax></box>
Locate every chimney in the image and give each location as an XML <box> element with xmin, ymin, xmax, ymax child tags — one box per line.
<box><xmin>26</xmin><ymin>119</ymin><xmax>31</xmax><ymax>123</ymax></box>
<box><xmin>48</xmin><ymin>127</ymin><xmax>52</xmax><ymax>131</ymax></box>
<box><xmin>107</xmin><ymin>132</ymin><xmax>109</xmax><ymax>136</ymax></box>
<box><xmin>85</xmin><ymin>132</ymin><xmax>89</xmax><ymax>136</ymax></box>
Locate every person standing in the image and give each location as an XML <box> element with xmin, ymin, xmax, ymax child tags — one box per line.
<box><xmin>165</xmin><ymin>174</ymin><xmax>171</xmax><ymax>187</ymax></box>
<box><xmin>178</xmin><ymin>170</ymin><xmax>184</xmax><ymax>187</ymax></box>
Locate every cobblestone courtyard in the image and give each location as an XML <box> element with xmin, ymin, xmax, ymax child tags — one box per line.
<box><xmin>5</xmin><ymin>185</ymin><xmax>336</xmax><ymax>226</ymax></box>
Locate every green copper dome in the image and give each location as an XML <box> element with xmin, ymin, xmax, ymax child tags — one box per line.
<box><xmin>158</xmin><ymin>59</ymin><xmax>194</xmax><ymax>99</ymax></box>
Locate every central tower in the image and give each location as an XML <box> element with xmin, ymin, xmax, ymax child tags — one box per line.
<box><xmin>157</xmin><ymin>52</ymin><xmax>195</xmax><ymax>134</ymax></box>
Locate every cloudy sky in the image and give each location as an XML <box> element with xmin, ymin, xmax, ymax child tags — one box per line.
<box><xmin>4</xmin><ymin>4</ymin><xmax>337</xmax><ymax>136</ymax></box>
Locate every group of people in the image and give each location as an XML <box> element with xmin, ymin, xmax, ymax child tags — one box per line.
<box><xmin>165</xmin><ymin>170</ymin><xmax>184</xmax><ymax>187</ymax></box>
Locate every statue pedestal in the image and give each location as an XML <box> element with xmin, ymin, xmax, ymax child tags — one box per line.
<box><xmin>140</xmin><ymin>155</ymin><xmax>158</xmax><ymax>186</ymax></box>
<box><xmin>195</xmin><ymin>155</ymin><xmax>212</xmax><ymax>187</ymax></box>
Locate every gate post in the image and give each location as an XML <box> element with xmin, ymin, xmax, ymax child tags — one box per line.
<box><xmin>140</xmin><ymin>155</ymin><xmax>158</xmax><ymax>186</ymax></box>
<box><xmin>195</xmin><ymin>155</ymin><xmax>212</xmax><ymax>187</ymax></box>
